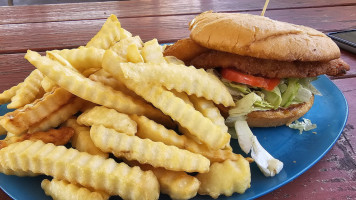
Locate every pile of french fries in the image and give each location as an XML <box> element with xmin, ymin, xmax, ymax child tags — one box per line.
<box><xmin>0</xmin><ymin>14</ymin><xmax>251</xmax><ymax>200</ymax></box>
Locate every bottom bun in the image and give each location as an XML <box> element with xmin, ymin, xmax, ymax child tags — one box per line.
<box><xmin>246</xmin><ymin>95</ymin><xmax>314</xmax><ymax>127</ymax></box>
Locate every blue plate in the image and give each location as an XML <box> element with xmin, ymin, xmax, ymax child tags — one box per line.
<box><xmin>0</xmin><ymin>75</ymin><xmax>348</xmax><ymax>200</ymax></box>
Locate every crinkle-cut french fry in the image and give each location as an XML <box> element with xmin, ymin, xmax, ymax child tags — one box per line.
<box><xmin>130</xmin><ymin>115</ymin><xmax>185</xmax><ymax>148</ymax></box>
<box><xmin>89</xmin><ymin>69</ymin><xmax>142</xmax><ymax>100</ymax></box>
<box><xmin>135</xmin><ymin>162</ymin><xmax>200</xmax><ymax>200</ymax></box>
<box><xmin>171</xmin><ymin>90</ymin><xmax>193</xmax><ymax>106</ymax></box>
<box><xmin>7</xmin><ymin>69</ymin><xmax>44</xmax><ymax>109</ymax></box>
<box><xmin>63</xmin><ymin>118</ymin><xmax>108</xmax><ymax>158</ymax></box>
<box><xmin>127</xmin><ymin>44</ymin><xmax>144</xmax><ymax>63</ymax></box>
<box><xmin>196</xmin><ymin>159</ymin><xmax>251</xmax><ymax>198</ymax></box>
<box><xmin>164</xmin><ymin>56</ymin><xmax>185</xmax><ymax>65</ymax></box>
<box><xmin>41</xmin><ymin>76</ymin><xmax>56</xmax><ymax>92</ymax></box>
<box><xmin>42</xmin><ymin>179</ymin><xmax>110</xmax><ymax>200</ymax></box>
<box><xmin>188</xmin><ymin>94</ymin><xmax>232</xmax><ymax>150</ymax></box>
<box><xmin>0</xmin><ymin>140</ymin><xmax>160</xmax><ymax>199</ymax></box>
<box><xmin>141</xmin><ymin>39</ymin><xmax>167</xmax><ymax>64</ymax></box>
<box><xmin>102</xmin><ymin>57</ymin><xmax>230</xmax><ymax>150</ymax></box>
<box><xmin>90</xmin><ymin>125</ymin><xmax>210</xmax><ymax>173</ymax></box>
<box><xmin>78</xmin><ymin>106</ymin><xmax>137</xmax><ymax>136</ymax></box>
<box><xmin>0</xmin><ymin>117</ymin><xmax>6</xmax><ymax>136</ymax></box>
<box><xmin>0</xmin><ymin>82</ymin><xmax>23</xmax><ymax>104</ymax></box>
<box><xmin>26</xmin><ymin>50</ymin><xmax>173</xmax><ymax>128</ymax></box>
<box><xmin>0</xmin><ymin>87</ymin><xmax>73</xmax><ymax>135</ymax></box>
<box><xmin>112</xmin><ymin>60</ymin><xmax>234</xmax><ymax>107</ymax></box>
<box><xmin>86</xmin><ymin>14</ymin><xmax>121</xmax><ymax>49</ymax></box>
<box><xmin>49</xmin><ymin>47</ymin><xmax>105</xmax><ymax>73</ymax></box>
<box><xmin>110</xmin><ymin>36</ymin><xmax>143</xmax><ymax>61</ymax></box>
<box><xmin>120</xmin><ymin>28</ymin><xmax>132</xmax><ymax>39</ymax></box>
<box><xmin>189</xmin><ymin>95</ymin><xmax>228</xmax><ymax>133</ymax></box>
<box><xmin>131</xmin><ymin>115</ymin><xmax>242</xmax><ymax>163</ymax></box>
<box><xmin>28</xmin><ymin>97</ymin><xmax>85</xmax><ymax>133</ymax></box>
<box><xmin>184</xmin><ymin>139</ymin><xmax>243</xmax><ymax>163</ymax></box>
<box><xmin>0</xmin><ymin>147</ymin><xmax>39</xmax><ymax>176</ymax></box>
<box><xmin>0</xmin><ymin>127</ymin><xmax>74</xmax><ymax>149</ymax></box>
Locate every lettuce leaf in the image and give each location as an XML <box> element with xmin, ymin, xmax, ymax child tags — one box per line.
<box><xmin>299</xmin><ymin>77</ymin><xmax>322</xmax><ymax>96</ymax></box>
<box><xmin>230</xmin><ymin>117</ymin><xmax>284</xmax><ymax>177</ymax></box>
<box><xmin>262</xmin><ymin>86</ymin><xmax>282</xmax><ymax>109</ymax></box>
<box><xmin>288</xmin><ymin>118</ymin><xmax>317</xmax><ymax>134</ymax></box>
<box><xmin>281</xmin><ymin>78</ymin><xmax>300</xmax><ymax>107</ymax></box>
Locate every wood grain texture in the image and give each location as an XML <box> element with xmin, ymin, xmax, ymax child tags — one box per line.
<box><xmin>259</xmin><ymin>78</ymin><xmax>356</xmax><ymax>200</ymax></box>
<box><xmin>1</xmin><ymin>6</ymin><xmax>356</xmax><ymax>54</ymax></box>
<box><xmin>0</xmin><ymin>189</ymin><xmax>11</xmax><ymax>200</ymax></box>
<box><xmin>1</xmin><ymin>0</ymin><xmax>355</xmax><ymax>25</ymax></box>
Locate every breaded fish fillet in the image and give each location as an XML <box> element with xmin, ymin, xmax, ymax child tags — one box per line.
<box><xmin>190</xmin><ymin>50</ymin><xmax>350</xmax><ymax>78</ymax></box>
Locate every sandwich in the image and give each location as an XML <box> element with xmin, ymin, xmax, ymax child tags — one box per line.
<box><xmin>164</xmin><ymin>11</ymin><xmax>350</xmax><ymax>128</ymax></box>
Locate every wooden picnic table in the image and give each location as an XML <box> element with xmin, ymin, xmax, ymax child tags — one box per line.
<box><xmin>0</xmin><ymin>0</ymin><xmax>355</xmax><ymax>199</ymax></box>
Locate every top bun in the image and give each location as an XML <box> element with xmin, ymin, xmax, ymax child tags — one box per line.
<box><xmin>189</xmin><ymin>11</ymin><xmax>340</xmax><ymax>62</ymax></box>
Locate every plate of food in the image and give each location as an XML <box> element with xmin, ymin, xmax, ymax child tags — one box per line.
<box><xmin>0</xmin><ymin>74</ymin><xmax>349</xmax><ymax>200</ymax></box>
<box><xmin>0</xmin><ymin>11</ymin><xmax>350</xmax><ymax>200</ymax></box>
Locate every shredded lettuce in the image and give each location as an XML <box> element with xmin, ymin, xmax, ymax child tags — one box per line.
<box><xmin>229</xmin><ymin>93</ymin><xmax>262</xmax><ymax>116</ymax></box>
<box><xmin>299</xmin><ymin>77</ymin><xmax>322</xmax><ymax>96</ymax></box>
<box><xmin>222</xmin><ymin>79</ymin><xmax>251</xmax><ymax>94</ymax></box>
<box><xmin>281</xmin><ymin>78</ymin><xmax>300</xmax><ymax>107</ymax></box>
<box><xmin>230</xmin><ymin>118</ymin><xmax>284</xmax><ymax>177</ymax></box>
<box><xmin>233</xmin><ymin>116</ymin><xmax>253</xmax><ymax>153</ymax></box>
<box><xmin>288</xmin><ymin>118</ymin><xmax>317</xmax><ymax>134</ymax></box>
<box><xmin>294</xmin><ymin>86</ymin><xmax>313</xmax><ymax>103</ymax></box>
<box><xmin>262</xmin><ymin>86</ymin><xmax>282</xmax><ymax>109</ymax></box>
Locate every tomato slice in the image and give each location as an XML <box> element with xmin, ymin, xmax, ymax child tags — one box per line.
<box><xmin>221</xmin><ymin>68</ymin><xmax>280</xmax><ymax>91</ymax></box>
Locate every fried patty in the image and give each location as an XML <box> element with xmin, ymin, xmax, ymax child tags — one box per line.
<box><xmin>189</xmin><ymin>50</ymin><xmax>350</xmax><ymax>78</ymax></box>
<box><xmin>164</xmin><ymin>38</ymin><xmax>209</xmax><ymax>64</ymax></box>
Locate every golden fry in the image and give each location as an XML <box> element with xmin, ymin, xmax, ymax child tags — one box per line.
<box><xmin>0</xmin><ymin>127</ymin><xmax>74</xmax><ymax>149</ymax></box>
<box><xmin>88</xmin><ymin>69</ymin><xmax>142</xmax><ymax>99</ymax></box>
<box><xmin>8</xmin><ymin>69</ymin><xmax>44</xmax><ymax>109</ymax></box>
<box><xmin>120</xmin><ymin>27</ymin><xmax>132</xmax><ymax>39</ymax></box>
<box><xmin>109</xmin><ymin>58</ymin><xmax>234</xmax><ymax>107</ymax></box>
<box><xmin>49</xmin><ymin>47</ymin><xmax>105</xmax><ymax>73</ymax></box>
<box><xmin>0</xmin><ymin>83</ymin><xmax>23</xmax><ymax>104</ymax></box>
<box><xmin>136</xmin><ymin>162</ymin><xmax>200</xmax><ymax>200</ymax></box>
<box><xmin>42</xmin><ymin>179</ymin><xmax>110</xmax><ymax>200</ymax></box>
<box><xmin>86</xmin><ymin>14</ymin><xmax>121</xmax><ymax>49</ymax></box>
<box><xmin>90</xmin><ymin>125</ymin><xmax>210</xmax><ymax>173</ymax></box>
<box><xmin>100</xmin><ymin>72</ymin><xmax>230</xmax><ymax>150</ymax></box>
<box><xmin>0</xmin><ymin>140</ymin><xmax>160</xmax><ymax>199</ymax></box>
<box><xmin>131</xmin><ymin>114</ymin><xmax>185</xmax><ymax>148</ymax></box>
<box><xmin>41</xmin><ymin>77</ymin><xmax>56</xmax><ymax>92</ymax></box>
<box><xmin>28</xmin><ymin>97</ymin><xmax>85</xmax><ymax>133</ymax></box>
<box><xmin>26</xmin><ymin>50</ymin><xmax>172</xmax><ymax>127</ymax></box>
<box><xmin>110</xmin><ymin>36</ymin><xmax>143</xmax><ymax>61</ymax></box>
<box><xmin>127</xmin><ymin>44</ymin><xmax>144</xmax><ymax>63</ymax></box>
<box><xmin>0</xmin><ymin>117</ymin><xmax>6</xmax><ymax>136</ymax></box>
<box><xmin>196</xmin><ymin>159</ymin><xmax>251</xmax><ymax>198</ymax></box>
<box><xmin>141</xmin><ymin>39</ymin><xmax>166</xmax><ymax>64</ymax></box>
<box><xmin>78</xmin><ymin>106</ymin><xmax>137</xmax><ymax>135</ymax></box>
<box><xmin>63</xmin><ymin>118</ymin><xmax>108</xmax><ymax>158</ymax></box>
<box><xmin>189</xmin><ymin>94</ymin><xmax>228</xmax><ymax>133</ymax></box>
<box><xmin>131</xmin><ymin>115</ymin><xmax>241</xmax><ymax>162</ymax></box>
<box><xmin>1</xmin><ymin>87</ymin><xmax>73</xmax><ymax>135</ymax></box>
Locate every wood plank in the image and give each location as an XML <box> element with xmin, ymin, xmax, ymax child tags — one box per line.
<box><xmin>259</xmin><ymin>77</ymin><xmax>356</xmax><ymax>200</ymax></box>
<box><xmin>1</xmin><ymin>6</ymin><xmax>356</xmax><ymax>54</ymax></box>
<box><xmin>1</xmin><ymin>0</ymin><xmax>356</xmax><ymax>25</ymax></box>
